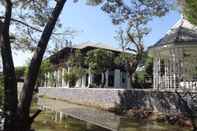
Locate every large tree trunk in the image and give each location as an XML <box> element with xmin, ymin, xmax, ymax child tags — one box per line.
<box><xmin>0</xmin><ymin>1</ymin><xmax>18</xmax><ymax>131</ymax></box>
<box><xmin>127</xmin><ymin>58</ymin><xmax>140</xmax><ymax>88</ymax></box>
<box><xmin>0</xmin><ymin>0</ymin><xmax>67</xmax><ymax>131</ymax></box>
<box><xmin>17</xmin><ymin>1</ymin><xmax>67</xmax><ymax>130</ymax></box>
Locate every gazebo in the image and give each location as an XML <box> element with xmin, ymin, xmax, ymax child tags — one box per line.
<box><xmin>149</xmin><ymin>18</ymin><xmax>197</xmax><ymax>91</ymax></box>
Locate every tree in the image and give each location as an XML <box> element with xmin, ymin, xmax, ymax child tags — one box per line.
<box><xmin>88</xmin><ymin>0</ymin><xmax>172</xmax><ymax>87</ymax></box>
<box><xmin>86</xmin><ymin>49</ymin><xmax>115</xmax><ymax>88</ymax></box>
<box><xmin>0</xmin><ymin>74</ymin><xmax>4</xmax><ymax>109</ymax></box>
<box><xmin>178</xmin><ymin>0</ymin><xmax>197</xmax><ymax>25</ymax></box>
<box><xmin>114</xmin><ymin>26</ymin><xmax>145</xmax><ymax>87</ymax></box>
<box><xmin>64</xmin><ymin>50</ymin><xmax>86</xmax><ymax>87</ymax></box>
<box><xmin>37</xmin><ymin>60</ymin><xmax>54</xmax><ymax>87</ymax></box>
<box><xmin>64</xmin><ymin>67</ymin><xmax>86</xmax><ymax>87</ymax></box>
<box><xmin>67</xmin><ymin>50</ymin><xmax>85</xmax><ymax>68</ymax></box>
<box><xmin>0</xmin><ymin>0</ymin><xmax>67</xmax><ymax>130</ymax></box>
<box><xmin>133</xmin><ymin>53</ymin><xmax>153</xmax><ymax>88</ymax></box>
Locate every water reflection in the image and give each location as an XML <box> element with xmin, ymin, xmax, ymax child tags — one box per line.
<box><xmin>38</xmin><ymin>98</ymin><xmax>120</xmax><ymax>130</ymax></box>
<box><xmin>36</xmin><ymin>98</ymin><xmax>189</xmax><ymax>131</ymax></box>
<box><xmin>33</xmin><ymin>110</ymin><xmax>109</xmax><ymax>131</ymax></box>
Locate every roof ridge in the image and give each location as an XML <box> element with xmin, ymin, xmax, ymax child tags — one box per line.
<box><xmin>151</xmin><ymin>17</ymin><xmax>197</xmax><ymax>48</ymax></box>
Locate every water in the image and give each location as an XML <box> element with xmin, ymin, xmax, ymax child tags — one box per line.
<box><xmin>34</xmin><ymin>98</ymin><xmax>190</xmax><ymax>131</ymax></box>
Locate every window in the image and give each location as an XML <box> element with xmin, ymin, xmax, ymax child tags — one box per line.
<box><xmin>160</xmin><ymin>59</ymin><xmax>165</xmax><ymax>76</ymax></box>
<box><xmin>93</xmin><ymin>74</ymin><xmax>102</xmax><ymax>86</ymax></box>
<box><xmin>108</xmin><ymin>70</ymin><xmax>114</xmax><ymax>87</ymax></box>
<box><xmin>121</xmin><ymin>71</ymin><xmax>126</xmax><ymax>83</ymax></box>
<box><xmin>85</xmin><ymin>74</ymin><xmax>89</xmax><ymax>87</ymax></box>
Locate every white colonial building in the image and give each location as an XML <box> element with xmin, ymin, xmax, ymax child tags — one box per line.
<box><xmin>149</xmin><ymin>18</ymin><xmax>197</xmax><ymax>91</ymax></box>
<box><xmin>42</xmin><ymin>42</ymin><xmax>131</xmax><ymax>89</ymax></box>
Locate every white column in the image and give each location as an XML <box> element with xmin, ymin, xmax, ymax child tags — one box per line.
<box><xmin>62</xmin><ymin>68</ymin><xmax>65</xmax><ymax>87</ymax></box>
<box><xmin>169</xmin><ymin>49</ymin><xmax>172</xmax><ymax>90</ymax></box>
<box><xmin>75</xmin><ymin>78</ymin><xmax>82</xmax><ymax>88</ymax></box>
<box><xmin>81</xmin><ymin>75</ymin><xmax>85</xmax><ymax>88</ymax></box>
<box><xmin>54</xmin><ymin>70</ymin><xmax>57</xmax><ymax>87</ymax></box>
<box><xmin>127</xmin><ymin>72</ymin><xmax>131</xmax><ymax>88</ymax></box>
<box><xmin>44</xmin><ymin>73</ymin><xmax>47</xmax><ymax>87</ymax></box>
<box><xmin>157</xmin><ymin>58</ymin><xmax>160</xmax><ymax>90</ymax></box>
<box><xmin>114</xmin><ymin>69</ymin><xmax>120</xmax><ymax>88</ymax></box>
<box><xmin>57</xmin><ymin>69</ymin><xmax>60</xmax><ymax>87</ymax></box>
<box><xmin>173</xmin><ymin>48</ymin><xmax>176</xmax><ymax>91</ymax></box>
<box><xmin>105</xmin><ymin>70</ymin><xmax>109</xmax><ymax>87</ymax></box>
<box><xmin>88</xmin><ymin>69</ymin><xmax>92</xmax><ymax>87</ymax></box>
<box><xmin>153</xmin><ymin>58</ymin><xmax>156</xmax><ymax>89</ymax></box>
<box><xmin>47</xmin><ymin>72</ymin><xmax>50</xmax><ymax>87</ymax></box>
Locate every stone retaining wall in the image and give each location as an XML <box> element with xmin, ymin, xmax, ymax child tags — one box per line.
<box><xmin>38</xmin><ymin>87</ymin><xmax>196</xmax><ymax>113</ymax></box>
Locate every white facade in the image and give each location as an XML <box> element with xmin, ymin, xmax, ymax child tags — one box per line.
<box><xmin>149</xmin><ymin>18</ymin><xmax>197</xmax><ymax>91</ymax></box>
<box><xmin>43</xmin><ymin>68</ymin><xmax>130</xmax><ymax>89</ymax></box>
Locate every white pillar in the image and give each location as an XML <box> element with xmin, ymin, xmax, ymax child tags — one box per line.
<box><xmin>81</xmin><ymin>75</ymin><xmax>85</xmax><ymax>88</ymax></box>
<box><xmin>153</xmin><ymin>58</ymin><xmax>156</xmax><ymax>89</ymax></box>
<box><xmin>105</xmin><ymin>70</ymin><xmax>109</xmax><ymax>87</ymax></box>
<box><xmin>62</xmin><ymin>68</ymin><xmax>65</xmax><ymax>87</ymax></box>
<box><xmin>47</xmin><ymin>72</ymin><xmax>50</xmax><ymax>87</ymax></box>
<box><xmin>44</xmin><ymin>73</ymin><xmax>47</xmax><ymax>87</ymax></box>
<box><xmin>88</xmin><ymin>69</ymin><xmax>93</xmax><ymax>87</ymax></box>
<box><xmin>114</xmin><ymin>69</ymin><xmax>120</xmax><ymax>88</ymax></box>
<box><xmin>54</xmin><ymin>70</ymin><xmax>57</xmax><ymax>87</ymax></box>
<box><xmin>57</xmin><ymin>69</ymin><xmax>60</xmax><ymax>87</ymax></box>
<box><xmin>127</xmin><ymin>72</ymin><xmax>131</xmax><ymax>88</ymax></box>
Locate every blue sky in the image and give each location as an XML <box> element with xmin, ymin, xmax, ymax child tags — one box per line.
<box><xmin>13</xmin><ymin>1</ymin><xmax>181</xmax><ymax>66</ymax></box>
<box><xmin>60</xmin><ymin>1</ymin><xmax>181</xmax><ymax>48</ymax></box>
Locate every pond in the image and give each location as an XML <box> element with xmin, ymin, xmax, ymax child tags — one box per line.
<box><xmin>33</xmin><ymin>98</ymin><xmax>190</xmax><ymax>131</ymax></box>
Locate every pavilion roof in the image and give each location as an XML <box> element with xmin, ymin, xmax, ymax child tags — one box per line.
<box><xmin>47</xmin><ymin>42</ymin><xmax>126</xmax><ymax>66</ymax></box>
<box><xmin>151</xmin><ymin>17</ymin><xmax>197</xmax><ymax>48</ymax></box>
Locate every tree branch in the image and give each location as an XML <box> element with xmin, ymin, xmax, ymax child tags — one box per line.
<box><xmin>0</xmin><ymin>16</ymin><xmax>73</xmax><ymax>35</ymax></box>
<box><xmin>30</xmin><ymin>109</ymin><xmax>42</xmax><ymax>124</ymax></box>
<box><xmin>19</xmin><ymin>0</ymin><xmax>67</xmax><ymax>120</ymax></box>
<box><xmin>126</xmin><ymin>26</ymin><xmax>140</xmax><ymax>53</ymax></box>
<box><xmin>0</xmin><ymin>16</ymin><xmax>42</xmax><ymax>32</ymax></box>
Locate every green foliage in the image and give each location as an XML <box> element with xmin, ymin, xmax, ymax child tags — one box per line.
<box><xmin>38</xmin><ymin>60</ymin><xmax>53</xmax><ymax>85</ymax></box>
<box><xmin>23</xmin><ymin>60</ymin><xmax>53</xmax><ymax>86</ymax></box>
<box><xmin>64</xmin><ymin>67</ymin><xmax>86</xmax><ymax>87</ymax></box>
<box><xmin>86</xmin><ymin>0</ymin><xmax>103</xmax><ymax>6</ymax></box>
<box><xmin>15</xmin><ymin>66</ymin><xmax>26</xmax><ymax>79</ymax></box>
<box><xmin>85</xmin><ymin>49</ymin><xmax>115</xmax><ymax>74</ymax></box>
<box><xmin>40</xmin><ymin>60</ymin><xmax>53</xmax><ymax>75</ymax></box>
<box><xmin>64</xmin><ymin>50</ymin><xmax>86</xmax><ymax>87</ymax></box>
<box><xmin>24</xmin><ymin>59</ymin><xmax>53</xmax><ymax>79</ymax></box>
<box><xmin>183</xmin><ymin>0</ymin><xmax>197</xmax><ymax>25</ymax></box>
<box><xmin>67</xmin><ymin>50</ymin><xmax>85</xmax><ymax>68</ymax></box>
<box><xmin>0</xmin><ymin>0</ymin><xmax>75</xmax><ymax>52</ymax></box>
<box><xmin>96</xmin><ymin>0</ymin><xmax>171</xmax><ymax>87</ymax></box>
<box><xmin>133</xmin><ymin>54</ymin><xmax>153</xmax><ymax>88</ymax></box>
<box><xmin>144</xmin><ymin>55</ymin><xmax>153</xmax><ymax>77</ymax></box>
<box><xmin>99</xmin><ymin>0</ymin><xmax>171</xmax><ymax>26</ymax></box>
<box><xmin>114</xmin><ymin>53</ymin><xmax>134</xmax><ymax>68</ymax></box>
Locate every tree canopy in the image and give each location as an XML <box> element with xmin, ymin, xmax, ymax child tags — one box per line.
<box><xmin>0</xmin><ymin>0</ymin><xmax>176</xmax><ymax>130</ymax></box>
<box><xmin>85</xmin><ymin>49</ymin><xmax>115</xmax><ymax>87</ymax></box>
<box><xmin>180</xmin><ymin>0</ymin><xmax>197</xmax><ymax>25</ymax></box>
<box><xmin>0</xmin><ymin>0</ymin><xmax>75</xmax><ymax>53</ymax></box>
<box><xmin>64</xmin><ymin>50</ymin><xmax>86</xmax><ymax>87</ymax></box>
<box><xmin>0</xmin><ymin>0</ymin><xmax>67</xmax><ymax>130</ymax></box>
<box><xmin>86</xmin><ymin>49</ymin><xmax>115</xmax><ymax>74</ymax></box>
<box><xmin>87</xmin><ymin>0</ymin><xmax>172</xmax><ymax>86</ymax></box>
